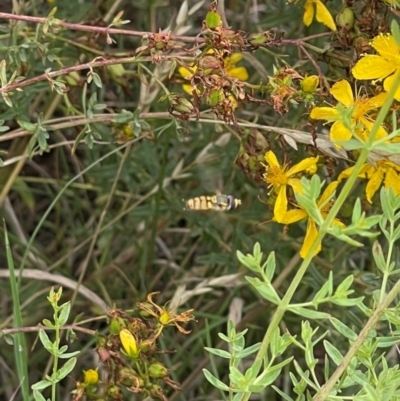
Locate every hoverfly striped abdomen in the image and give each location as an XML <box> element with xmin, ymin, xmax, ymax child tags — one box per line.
<box><xmin>184</xmin><ymin>195</ymin><xmax>241</xmax><ymax>211</ymax></box>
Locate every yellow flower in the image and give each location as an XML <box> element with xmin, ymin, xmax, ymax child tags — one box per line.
<box><xmin>83</xmin><ymin>369</ymin><xmax>99</xmax><ymax>385</ymax></box>
<box><xmin>262</xmin><ymin>150</ymin><xmax>319</xmax><ymax>222</ymax></box>
<box><xmin>178</xmin><ymin>52</ymin><xmax>249</xmax><ymax>95</ymax></box>
<box><xmin>137</xmin><ymin>292</ymin><xmax>195</xmax><ymax>339</ymax></box>
<box><xmin>301</xmin><ymin>75</ymin><xmax>319</xmax><ymax>93</ymax></box>
<box><xmin>119</xmin><ymin>328</ymin><xmax>140</xmax><ymax>359</ymax></box>
<box><xmin>280</xmin><ymin>181</ymin><xmax>343</xmax><ymax>258</ymax></box>
<box><xmin>338</xmin><ymin>160</ymin><xmax>400</xmax><ymax>203</ymax></box>
<box><xmin>290</xmin><ymin>0</ymin><xmax>336</xmax><ymax>31</ymax></box>
<box><xmin>352</xmin><ymin>34</ymin><xmax>400</xmax><ymax>101</ymax></box>
<box><xmin>310</xmin><ymin>80</ymin><xmax>387</xmax><ymax>143</ymax></box>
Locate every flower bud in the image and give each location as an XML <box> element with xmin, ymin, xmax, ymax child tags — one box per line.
<box><xmin>109</xmin><ymin>317</ymin><xmax>123</xmax><ymax>334</ymax></box>
<box><xmin>119</xmin><ymin>328</ymin><xmax>140</xmax><ymax>359</ymax></box>
<box><xmin>198</xmin><ymin>55</ymin><xmax>221</xmax><ymax>72</ymax></box>
<box><xmin>148</xmin><ymin>362</ymin><xmax>168</xmax><ymax>379</ymax></box>
<box><xmin>301</xmin><ymin>75</ymin><xmax>319</xmax><ymax>93</ymax></box>
<box><xmin>248</xmin><ymin>33</ymin><xmax>267</xmax><ymax>46</ymax></box>
<box><xmin>207</xmin><ymin>89</ymin><xmax>224</xmax><ymax>106</ymax></box>
<box><xmin>205</xmin><ymin>10</ymin><xmax>221</xmax><ymax>28</ymax></box>
<box><xmin>174</xmin><ymin>97</ymin><xmax>196</xmax><ymax>114</ymax></box>
<box><xmin>107</xmin><ymin>385</ymin><xmax>121</xmax><ymax>397</ymax></box>
<box><xmin>336</xmin><ymin>8</ymin><xmax>355</xmax><ymax>30</ymax></box>
<box><xmin>83</xmin><ymin>369</ymin><xmax>99</xmax><ymax>385</ymax></box>
<box><xmin>118</xmin><ymin>367</ymin><xmax>144</xmax><ymax>388</ymax></box>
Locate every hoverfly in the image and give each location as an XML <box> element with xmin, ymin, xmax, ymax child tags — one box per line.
<box><xmin>184</xmin><ymin>194</ymin><xmax>241</xmax><ymax>212</ymax></box>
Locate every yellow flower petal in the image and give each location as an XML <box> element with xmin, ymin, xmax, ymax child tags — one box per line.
<box><xmin>318</xmin><ymin>180</ymin><xmax>339</xmax><ymax>207</ymax></box>
<box><xmin>287</xmin><ymin>178</ymin><xmax>303</xmax><ymax>194</ymax></box>
<box><xmin>264</xmin><ymin>150</ymin><xmax>280</xmax><ymax>167</ymax></box>
<box><xmin>365</xmin><ymin>169</ymin><xmax>383</xmax><ymax>203</ymax></box>
<box><xmin>383</xmin><ymin>72</ymin><xmax>400</xmax><ymax>101</ymax></box>
<box><xmin>372</xmin><ymin>34</ymin><xmax>400</xmax><ymax>62</ymax></box>
<box><xmin>333</xmin><ymin>218</ymin><xmax>345</xmax><ymax>228</ymax></box>
<box><xmin>303</xmin><ymin>0</ymin><xmax>315</xmax><ymax>26</ymax></box>
<box><xmin>300</xmin><ymin>219</ymin><xmax>321</xmax><ymax>258</ymax></box>
<box><xmin>228</xmin><ymin>95</ymin><xmax>238</xmax><ymax>109</ymax></box>
<box><xmin>361</xmin><ymin>119</ymin><xmax>388</xmax><ymax>141</ymax></box>
<box><xmin>365</xmin><ymin>92</ymin><xmax>388</xmax><ymax>109</ymax></box>
<box><xmin>310</xmin><ymin>106</ymin><xmax>339</xmax><ymax>121</ymax></box>
<box><xmin>226</xmin><ymin>53</ymin><xmax>243</xmax><ymax>64</ymax></box>
<box><xmin>227</xmin><ymin>66</ymin><xmax>249</xmax><ymax>81</ymax></box>
<box><xmin>182</xmin><ymin>84</ymin><xmax>193</xmax><ymax>94</ymax></box>
<box><xmin>330</xmin><ymin>80</ymin><xmax>353</xmax><ymax>106</ymax></box>
<box><xmin>384</xmin><ymin>166</ymin><xmax>400</xmax><ymax>195</ymax></box>
<box><xmin>314</xmin><ymin>0</ymin><xmax>336</xmax><ymax>31</ymax></box>
<box><xmin>352</xmin><ymin>55</ymin><xmax>397</xmax><ymax>81</ymax></box>
<box><xmin>330</xmin><ymin>121</ymin><xmax>352</xmax><ymax>142</ymax></box>
<box><xmin>286</xmin><ymin>157</ymin><xmax>319</xmax><ymax>176</ymax></box>
<box><xmin>338</xmin><ymin>163</ymin><xmax>371</xmax><ymax>181</ymax></box>
<box><xmin>274</xmin><ymin>185</ymin><xmax>288</xmax><ymax>223</ymax></box>
<box><xmin>179</xmin><ymin>65</ymin><xmax>196</xmax><ymax>78</ymax></box>
<box><xmin>120</xmin><ymin>328</ymin><xmax>139</xmax><ymax>358</ymax></box>
<box><xmin>279</xmin><ymin>209</ymin><xmax>307</xmax><ymax>224</ymax></box>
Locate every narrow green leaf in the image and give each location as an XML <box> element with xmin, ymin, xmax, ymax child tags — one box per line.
<box><xmin>290</xmin><ymin>307</ymin><xmax>330</xmax><ymax>319</ymax></box>
<box><xmin>31</xmin><ymin>380</ymin><xmax>52</xmax><ymax>390</ymax></box>
<box><xmin>272</xmin><ymin>386</ymin><xmax>295</xmax><ymax>401</ymax></box>
<box><xmin>38</xmin><ymin>329</ymin><xmax>53</xmax><ymax>351</ymax></box>
<box><xmin>330</xmin><ymin>317</ymin><xmax>357</xmax><ymax>341</ymax></box>
<box><xmin>372</xmin><ymin>241</ymin><xmax>387</xmax><ymax>273</ymax></box>
<box><xmin>245</xmin><ymin>277</ymin><xmax>281</xmax><ymax>304</ymax></box>
<box><xmin>204</xmin><ymin>347</ymin><xmax>231</xmax><ymax>359</ymax></box>
<box><xmin>324</xmin><ymin>340</ymin><xmax>343</xmax><ymax>366</ymax></box>
<box><xmin>203</xmin><ymin>369</ymin><xmax>230</xmax><ymax>391</ymax></box>
<box><xmin>263</xmin><ymin>251</ymin><xmax>276</xmax><ymax>282</ymax></box>
<box><xmin>33</xmin><ymin>390</ymin><xmax>47</xmax><ymax>401</ymax></box>
<box><xmin>58</xmin><ymin>302</ymin><xmax>71</xmax><ymax>326</ymax></box>
<box><xmin>235</xmin><ymin>343</ymin><xmax>261</xmax><ymax>358</ymax></box>
<box><xmin>5</xmin><ymin>222</ymin><xmax>30</xmax><ymax>400</ymax></box>
<box><xmin>55</xmin><ymin>357</ymin><xmax>76</xmax><ymax>381</ymax></box>
<box><xmin>58</xmin><ymin>350</ymin><xmax>81</xmax><ymax>359</ymax></box>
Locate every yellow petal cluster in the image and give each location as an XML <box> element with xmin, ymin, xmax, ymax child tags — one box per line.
<box><xmin>352</xmin><ymin>34</ymin><xmax>400</xmax><ymax>101</ymax></box>
<box><xmin>310</xmin><ymin>80</ymin><xmax>387</xmax><ymax>143</ymax></box>
<box><xmin>262</xmin><ymin>150</ymin><xmax>319</xmax><ymax>223</ymax></box>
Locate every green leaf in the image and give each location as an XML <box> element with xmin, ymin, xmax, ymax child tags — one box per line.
<box><xmin>335</xmin><ymin>274</ymin><xmax>354</xmax><ymax>295</ymax></box>
<box><xmin>293</xmin><ymin>360</ymin><xmax>316</xmax><ymax>389</ymax></box>
<box><xmin>18</xmin><ymin>120</ymin><xmax>37</xmax><ymax>132</ymax></box>
<box><xmin>330</xmin><ymin>317</ymin><xmax>357</xmax><ymax>341</ymax></box>
<box><xmin>244</xmin><ymin>360</ymin><xmax>262</xmax><ymax>381</ymax></box>
<box><xmin>290</xmin><ymin>307</ymin><xmax>330</xmax><ymax>319</ymax></box>
<box><xmin>235</xmin><ymin>343</ymin><xmax>261</xmax><ymax>358</ymax></box>
<box><xmin>263</xmin><ymin>251</ymin><xmax>276</xmax><ymax>282</ymax></box>
<box><xmin>331</xmin><ymin>297</ymin><xmax>364</xmax><ymax>306</ymax></box>
<box><xmin>55</xmin><ymin>357</ymin><xmax>76</xmax><ymax>381</ymax></box>
<box><xmin>377</xmin><ymin>336</ymin><xmax>400</xmax><ymax>348</ymax></box>
<box><xmin>251</xmin><ymin>366</ymin><xmax>281</xmax><ymax>391</ymax></box>
<box><xmin>204</xmin><ymin>347</ymin><xmax>231</xmax><ymax>359</ymax></box>
<box><xmin>38</xmin><ymin>329</ymin><xmax>53</xmax><ymax>352</ymax></box>
<box><xmin>57</xmin><ymin>350</ymin><xmax>80</xmax><ymax>358</ymax></box>
<box><xmin>312</xmin><ymin>273</ymin><xmax>333</xmax><ymax>305</ymax></box>
<box><xmin>324</xmin><ymin>340</ymin><xmax>343</xmax><ymax>366</ymax></box>
<box><xmin>203</xmin><ymin>369</ymin><xmax>230</xmax><ymax>391</ymax></box>
<box><xmin>245</xmin><ymin>277</ymin><xmax>281</xmax><ymax>304</ymax></box>
<box><xmin>272</xmin><ymin>386</ymin><xmax>295</xmax><ymax>401</ymax></box>
<box><xmin>92</xmin><ymin>72</ymin><xmax>102</xmax><ymax>88</ymax></box>
<box><xmin>33</xmin><ymin>390</ymin><xmax>47</xmax><ymax>401</ymax></box>
<box><xmin>372</xmin><ymin>241</ymin><xmax>387</xmax><ymax>273</ymax></box>
<box><xmin>31</xmin><ymin>380</ymin><xmax>52</xmax><ymax>390</ymax></box>
<box><xmin>58</xmin><ymin>302</ymin><xmax>71</xmax><ymax>326</ymax></box>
